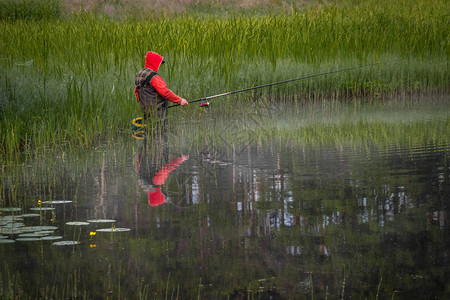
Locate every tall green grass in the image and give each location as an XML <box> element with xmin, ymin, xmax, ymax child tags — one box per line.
<box><xmin>168</xmin><ymin>95</ymin><xmax>450</xmax><ymax>157</ymax></box>
<box><xmin>0</xmin><ymin>0</ymin><xmax>61</xmax><ymax>21</ymax></box>
<box><xmin>0</xmin><ymin>0</ymin><xmax>448</xmax><ymax>162</ymax></box>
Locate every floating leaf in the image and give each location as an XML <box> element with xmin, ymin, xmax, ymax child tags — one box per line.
<box><xmin>53</xmin><ymin>241</ymin><xmax>80</xmax><ymax>246</ymax></box>
<box><xmin>0</xmin><ymin>220</ymin><xmax>14</xmax><ymax>226</ymax></box>
<box><xmin>0</xmin><ymin>239</ymin><xmax>15</xmax><ymax>244</ymax></box>
<box><xmin>87</xmin><ymin>219</ymin><xmax>116</xmax><ymax>223</ymax></box>
<box><xmin>20</xmin><ymin>214</ymin><xmax>40</xmax><ymax>218</ymax></box>
<box><xmin>18</xmin><ymin>233</ymin><xmax>49</xmax><ymax>238</ymax></box>
<box><xmin>0</xmin><ymin>229</ymin><xmax>23</xmax><ymax>235</ymax></box>
<box><xmin>42</xmin><ymin>200</ymin><xmax>73</xmax><ymax>204</ymax></box>
<box><xmin>16</xmin><ymin>237</ymin><xmax>41</xmax><ymax>242</ymax></box>
<box><xmin>18</xmin><ymin>227</ymin><xmax>39</xmax><ymax>233</ymax></box>
<box><xmin>21</xmin><ymin>226</ymin><xmax>57</xmax><ymax>232</ymax></box>
<box><xmin>36</xmin><ymin>231</ymin><xmax>57</xmax><ymax>235</ymax></box>
<box><xmin>0</xmin><ymin>222</ymin><xmax>25</xmax><ymax>231</ymax></box>
<box><xmin>96</xmin><ymin>228</ymin><xmax>131</xmax><ymax>233</ymax></box>
<box><xmin>0</xmin><ymin>216</ymin><xmax>23</xmax><ymax>222</ymax></box>
<box><xmin>1</xmin><ymin>222</ymin><xmax>25</xmax><ymax>228</ymax></box>
<box><xmin>0</xmin><ymin>235</ymin><xmax>8</xmax><ymax>239</ymax></box>
<box><xmin>30</xmin><ymin>207</ymin><xmax>55</xmax><ymax>211</ymax></box>
<box><xmin>0</xmin><ymin>207</ymin><xmax>22</xmax><ymax>212</ymax></box>
<box><xmin>41</xmin><ymin>236</ymin><xmax>63</xmax><ymax>241</ymax></box>
<box><xmin>0</xmin><ymin>226</ymin><xmax>24</xmax><ymax>235</ymax></box>
<box><xmin>66</xmin><ymin>221</ymin><xmax>90</xmax><ymax>226</ymax></box>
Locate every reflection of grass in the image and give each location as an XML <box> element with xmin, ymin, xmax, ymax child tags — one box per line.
<box><xmin>0</xmin><ymin>0</ymin><xmax>448</xmax><ymax>161</ymax></box>
<box><xmin>0</xmin><ymin>259</ymin><xmax>414</xmax><ymax>299</ymax></box>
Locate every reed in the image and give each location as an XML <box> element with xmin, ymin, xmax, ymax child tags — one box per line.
<box><xmin>0</xmin><ymin>0</ymin><xmax>448</xmax><ymax>161</ymax></box>
<box><xmin>0</xmin><ymin>0</ymin><xmax>61</xmax><ymax>21</ymax></box>
<box><xmin>169</xmin><ymin>95</ymin><xmax>450</xmax><ymax>155</ymax></box>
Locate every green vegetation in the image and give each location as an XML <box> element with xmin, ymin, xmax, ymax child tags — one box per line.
<box><xmin>0</xmin><ymin>0</ymin><xmax>61</xmax><ymax>21</ymax></box>
<box><xmin>170</xmin><ymin>95</ymin><xmax>450</xmax><ymax>157</ymax></box>
<box><xmin>0</xmin><ymin>0</ymin><xmax>449</xmax><ymax>161</ymax></box>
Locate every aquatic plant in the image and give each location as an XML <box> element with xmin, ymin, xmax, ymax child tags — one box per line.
<box><xmin>0</xmin><ymin>0</ymin><xmax>61</xmax><ymax>21</ymax></box>
<box><xmin>169</xmin><ymin>95</ymin><xmax>450</xmax><ymax>156</ymax></box>
<box><xmin>0</xmin><ymin>0</ymin><xmax>448</xmax><ymax>161</ymax></box>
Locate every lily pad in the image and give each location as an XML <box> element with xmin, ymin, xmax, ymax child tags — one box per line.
<box><xmin>20</xmin><ymin>214</ymin><xmax>40</xmax><ymax>218</ymax></box>
<box><xmin>18</xmin><ymin>233</ymin><xmax>49</xmax><ymax>238</ymax></box>
<box><xmin>41</xmin><ymin>236</ymin><xmax>63</xmax><ymax>241</ymax></box>
<box><xmin>35</xmin><ymin>231</ymin><xmax>56</xmax><ymax>235</ymax></box>
<box><xmin>0</xmin><ymin>207</ymin><xmax>22</xmax><ymax>212</ymax></box>
<box><xmin>41</xmin><ymin>200</ymin><xmax>73</xmax><ymax>204</ymax></box>
<box><xmin>0</xmin><ymin>220</ymin><xmax>14</xmax><ymax>226</ymax></box>
<box><xmin>20</xmin><ymin>226</ymin><xmax>57</xmax><ymax>232</ymax></box>
<box><xmin>0</xmin><ymin>216</ymin><xmax>23</xmax><ymax>222</ymax></box>
<box><xmin>52</xmin><ymin>241</ymin><xmax>80</xmax><ymax>246</ymax></box>
<box><xmin>0</xmin><ymin>227</ymin><xmax>24</xmax><ymax>235</ymax></box>
<box><xmin>96</xmin><ymin>228</ymin><xmax>131</xmax><ymax>233</ymax></box>
<box><xmin>18</xmin><ymin>227</ymin><xmax>39</xmax><ymax>233</ymax></box>
<box><xmin>87</xmin><ymin>219</ymin><xmax>117</xmax><ymax>223</ymax></box>
<box><xmin>30</xmin><ymin>207</ymin><xmax>55</xmax><ymax>211</ymax></box>
<box><xmin>66</xmin><ymin>221</ymin><xmax>90</xmax><ymax>226</ymax></box>
<box><xmin>0</xmin><ymin>239</ymin><xmax>15</xmax><ymax>244</ymax></box>
<box><xmin>0</xmin><ymin>235</ymin><xmax>8</xmax><ymax>239</ymax></box>
<box><xmin>38</xmin><ymin>226</ymin><xmax>58</xmax><ymax>231</ymax></box>
<box><xmin>16</xmin><ymin>237</ymin><xmax>41</xmax><ymax>242</ymax></box>
<box><xmin>1</xmin><ymin>222</ymin><xmax>25</xmax><ymax>228</ymax></box>
<box><xmin>0</xmin><ymin>229</ymin><xmax>23</xmax><ymax>235</ymax></box>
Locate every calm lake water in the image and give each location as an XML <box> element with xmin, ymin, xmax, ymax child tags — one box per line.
<box><xmin>1</xmin><ymin>96</ymin><xmax>449</xmax><ymax>299</ymax></box>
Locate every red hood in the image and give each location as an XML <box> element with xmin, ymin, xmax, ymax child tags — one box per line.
<box><xmin>145</xmin><ymin>51</ymin><xmax>164</xmax><ymax>72</ymax></box>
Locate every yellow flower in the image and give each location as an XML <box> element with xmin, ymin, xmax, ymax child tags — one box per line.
<box><xmin>38</xmin><ymin>200</ymin><xmax>42</xmax><ymax>206</ymax></box>
<box><xmin>90</xmin><ymin>244</ymin><xmax>97</xmax><ymax>248</ymax></box>
<box><xmin>90</xmin><ymin>231</ymin><xmax>96</xmax><ymax>236</ymax></box>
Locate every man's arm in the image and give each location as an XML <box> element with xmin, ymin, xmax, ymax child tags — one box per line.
<box><xmin>151</xmin><ymin>76</ymin><xmax>188</xmax><ymax>105</ymax></box>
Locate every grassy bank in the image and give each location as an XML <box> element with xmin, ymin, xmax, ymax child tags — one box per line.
<box><xmin>0</xmin><ymin>0</ymin><xmax>448</xmax><ymax>161</ymax></box>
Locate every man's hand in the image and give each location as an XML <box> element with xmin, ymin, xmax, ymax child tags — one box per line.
<box><xmin>179</xmin><ymin>98</ymin><xmax>189</xmax><ymax>106</ymax></box>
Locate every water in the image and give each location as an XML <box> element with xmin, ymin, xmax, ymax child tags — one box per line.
<box><xmin>1</xmin><ymin>97</ymin><xmax>449</xmax><ymax>299</ymax></box>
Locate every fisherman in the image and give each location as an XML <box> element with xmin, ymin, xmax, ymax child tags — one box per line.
<box><xmin>134</xmin><ymin>51</ymin><xmax>188</xmax><ymax>129</ymax></box>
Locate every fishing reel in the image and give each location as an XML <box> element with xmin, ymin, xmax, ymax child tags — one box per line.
<box><xmin>199</xmin><ymin>102</ymin><xmax>209</xmax><ymax>108</ymax></box>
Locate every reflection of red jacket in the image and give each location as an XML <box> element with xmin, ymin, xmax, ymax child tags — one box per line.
<box><xmin>135</xmin><ymin>154</ymin><xmax>185</xmax><ymax>206</ymax></box>
<box><xmin>152</xmin><ymin>157</ymin><xmax>184</xmax><ymax>186</ymax></box>
<box><xmin>148</xmin><ymin>157</ymin><xmax>184</xmax><ymax>206</ymax></box>
<box><xmin>134</xmin><ymin>51</ymin><xmax>181</xmax><ymax>104</ymax></box>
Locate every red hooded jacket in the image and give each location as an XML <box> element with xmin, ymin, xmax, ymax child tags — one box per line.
<box><xmin>134</xmin><ymin>52</ymin><xmax>181</xmax><ymax>104</ymax></box>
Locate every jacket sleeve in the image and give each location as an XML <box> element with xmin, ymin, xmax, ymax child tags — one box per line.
<box><xmin>150</xmin><ymin>75</ymin><xmax>182</xmax><ymax>103</ymax></box>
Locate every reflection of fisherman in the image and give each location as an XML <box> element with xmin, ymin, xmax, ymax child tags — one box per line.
<box><xmin>134</xmin><ymin>51</ymin><xmax>189</xmax><ymax>129</ymax></box>
<box><xmin>136</xmin><ymin>143</ymin><xmax>188</xmax><ymax>206</ymax></box>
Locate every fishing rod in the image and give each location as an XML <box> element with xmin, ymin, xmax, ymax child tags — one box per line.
<box><xmin>168</xmin><ymin>60</ymin><xmax>396</xmax><ymax>108</ymax></box>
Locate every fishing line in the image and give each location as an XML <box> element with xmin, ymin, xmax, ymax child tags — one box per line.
<box><xmin>169</xmin><ymin>60</ymin><xmax>398</xmax><ymax>108</ymax></box>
